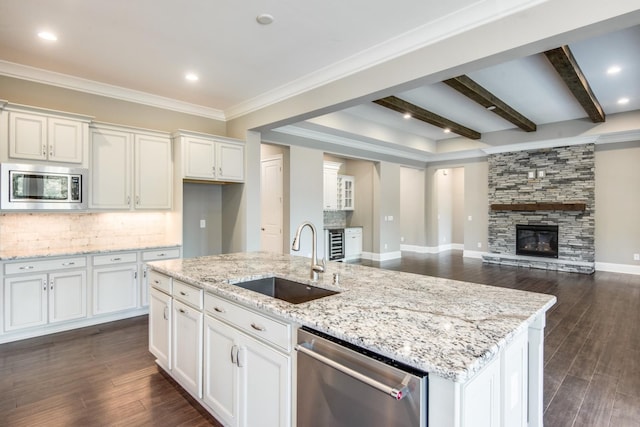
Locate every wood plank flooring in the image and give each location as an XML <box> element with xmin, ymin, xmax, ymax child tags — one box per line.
<box><xmin>1</xmin><ymin>251</ymin><xmax>638</xmax><ymax>426</ymax></box>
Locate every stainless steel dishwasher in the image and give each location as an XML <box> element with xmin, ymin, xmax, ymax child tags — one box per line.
<box><xmin>296</xmin><ymin>327</ymin><xmax>428</xmax><ymax>427</ymax></box>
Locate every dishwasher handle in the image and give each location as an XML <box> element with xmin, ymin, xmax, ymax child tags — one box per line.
<box><xmin>295</xmin><ymin>343</ymin><xmax>410</xmax><ymax>400</ymax></box>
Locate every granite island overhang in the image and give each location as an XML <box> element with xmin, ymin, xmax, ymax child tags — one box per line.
<box><xmin>147</xmin><ymin>251</ymin><xmax>556</xmax><ymax>426</ymax></box>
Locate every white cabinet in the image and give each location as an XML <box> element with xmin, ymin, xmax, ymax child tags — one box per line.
<box><xmin>172</xmin><ymin>298</ymin><xmax>203</xmax><ymax>398</ymax></box>
<box><xmin>339</xmin><ymin>175</ymin><xmax>355</xmax><ymax>210</ymax></box>
<box><xmin>90</xmin><ymin>123</ymin><xmax>172</xmax><ymax>210</ymax></box>
<box><xmin>323</xmin><ymin>161</ymin><xmax>340</xmax><ymax>210</ymax></box>
<box><xmin>344</xmin><ymin>227</ymin><xmax>363</xmax><ymax>260</ymax></box>
<box><xmin>4</xmin><ymin>107</ymin><xmax>90</xmax><ymax>164</ymax></box>
<box><xmin>92</xmin><ymin>252</ymin><xmax>138</xmax><ymax>315</ymax></box>
<box><xmin>3</xmin><ymin>257</ymin><xmax>87</xmax><ymax>332</ymax></box>
<box><xmin>323</xmin><ymin>162</ymin><xmax>355</xmax><ymax>211</ymax></box>
<box><xmin>203</xmin><ymin>293</ymin><xmax>292</xmax><ymax>427</ymax></box>
<box><xmin>176</xmin><ymin>132</ymin><xmax>245</xmax><ymax>182</ymax></box>
<box><xmin>461</xmin><ymin>355</ymin><xmax>501</xmax><ymax>427</ymax></box>
<box><xmin>149</xmin><ymin>287</ymin><xmax>172</xmax><ymax>371</ymax></box>
<box><xmin>140</xmin><ymin>247</ymin><xmax>181</xmax><ymax>307</ymax></box>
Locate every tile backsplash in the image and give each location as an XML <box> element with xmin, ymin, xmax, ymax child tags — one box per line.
<box><xmin>323</xmin><ymin>210</ymin><xmax>347</xmax><ymax>228</ymax></box>
<box><xmin>0</xmin><ymin>212</ymin><xmax>175</xmax><ymax>256</ymax></box>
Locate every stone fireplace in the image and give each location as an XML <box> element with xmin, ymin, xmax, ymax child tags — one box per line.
<box><xmin>483</xmin><ymin>144</ymin><xmax>595</xmax><ymax>274</ymax></box>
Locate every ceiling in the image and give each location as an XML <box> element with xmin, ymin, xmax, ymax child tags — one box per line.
<box><xmin>1</xmin><ymin>1</ymin><xmax>639</xmax><ymax>162</ymax></box>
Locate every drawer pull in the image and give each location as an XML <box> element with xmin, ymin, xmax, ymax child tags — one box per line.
<box><xmin>250</xmin><ymin>323</ymin><xmax>266</xmax><ymax>332</ymax></box>
<box><xmin>153</xmin><ymin>280</ymin><xmax>160</xmax><ymax>284</ymax></box>
<box><xmin>178</xmin><ymin>308</ymin><xmax>186</xmax><ymax>314</ymax></box>
<box><xmin>180</xmin><ymin>291</ymin><xmax>188</xmax><ymax>296</ymax></box>
<box><xmin>157</xmin><ymin>253</ymin><xmax>166</xmax><ymax>257</ymax></box>
<box><xmin>110</xmin><ymin>257</ymin><xmax>122</xmax><ymax>262</ymax></box>
<box><xmin>61</xmin><ymin>262</ymin><xmax>76</xmax><ymax>266</ymax></box>
<box><xmin>19</xmin><ymin>265</ymin><xmax>35</xmax><ymax>270</ymax></box>
<box><xmin>214</xmin><ymin>307</ymin><xmax>225</xmax><ymax>313</ymax></box>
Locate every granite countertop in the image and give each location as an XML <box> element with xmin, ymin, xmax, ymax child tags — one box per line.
<box><xmin>0</xmin><ymin>244</ymin><xmax>181</xmax><ymax>261</ymax></box>
<box><xmin>148</xmin><ymin>252</ymin><xmax>556</xmax><ymax>382</ymax></box>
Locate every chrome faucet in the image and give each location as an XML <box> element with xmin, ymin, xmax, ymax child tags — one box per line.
<box><xmin>292</xmin><ymin>221</ymin><xmax>326</xmax><ymax>281</ymax></box>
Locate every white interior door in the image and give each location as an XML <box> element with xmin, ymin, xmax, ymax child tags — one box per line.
<box><xmin>261</xmin><ymin>156</ymin><xmax>283</xmax><ymax>253</ymax></box>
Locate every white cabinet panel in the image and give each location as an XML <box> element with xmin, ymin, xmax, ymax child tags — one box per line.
<box><xmin>204</xmin><ymin>315</ymin><xmax>240</xmax><ymax>426</ymax></box>
<box><xmin>462</xmin><ymin>354</ymin><xmax>501</xmax><ymax>427</ymax></box>
<box><xmin>344</xmin><ymin>227</ymin><xmax>363</xmax><ymax>260</ymax></box>
<box><xmin>184</xmin><ymin>136</ymin><xmax>216</xmax><ymax>179</ymax></box>
<box><xmin>49</xmin><ymin>270</ymin><xmax>87</xmax><ymax>323</ymax></box>
<box><xmin>217</xmin><ymin>142</ymin><xmax>244</xmax><ymax>181</ymax></box>
<box><xmin>90</xmin><ymin>124</ymin><xmax>171</xmax><ymax>210</ymax></box>
<box><xmin>149</xmin><ymin>287</ymin><xmax>172</xmax><ymax>371</ymax></box>
<box><xmin>178</xmin><ymin>132</ymin><xmax>244</xmax><ymax>182</ymax></box>
<box><xmin>8</xmin><ymin>111</ymin><xmax>85</xmax><ymax>163</ymax></box>
<box><xmin>172</xmin><ymin>299</ymin><xmax>203</xmax><ymax>398</ymax></box>
<box><xmin>92</xmin><ymin>264</ymin><xmax>137</xmax><ymax>315</ymax></box>
<box><xmin>4</xmin><ymin>274</ymin><xmax>47</xmax><ymax>331</ymax></box>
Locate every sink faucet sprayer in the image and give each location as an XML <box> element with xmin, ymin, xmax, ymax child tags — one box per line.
<box><xmin>291</xmin><ymin>221</ymin><xmax>326</xmax><ymax>281</ymax></box>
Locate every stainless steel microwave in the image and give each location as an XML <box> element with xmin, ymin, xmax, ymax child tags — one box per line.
<box><xmin>1</xmin><ymin>163</ymin><xmax>88</xmax><ymax>210</ymax></box>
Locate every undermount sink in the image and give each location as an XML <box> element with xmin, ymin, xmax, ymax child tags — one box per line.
<box><xmin>231</xmin><ymin>277</ymin><xmax>339</xmax><ymax>304</ymax></box>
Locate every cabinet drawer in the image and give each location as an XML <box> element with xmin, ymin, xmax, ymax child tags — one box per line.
<box><xmin>148</xmin><ymin>270</ymin><xmax>172</xmax><ymax>294</ymax></box>
<box><xmin>142</xmin><ymin>248</ymin><xmax>181</xmax><ymax>261</ymax></box>
<box><xmin>5</xmin><ymin>256</ymin><xmax>87</xmax><ymax>275</ymax></box>
<box><xmin>173</xmin><ymin>280</ymin><xmax>203</xmax><ymax>309</ymax></box>
<box><xmin>93</xmin><ymin>252</ymin><xmax>137</xmax><ymax>266</ymax></box>
<box><xmin>204</xmin><ymin>294</ymin><xmax>291</xmax><ymax>351</ymax></box>
<box><xmin>345</xmin><ymin>227</ymin><xmax>362</xmax><ymax>236</ymax></box>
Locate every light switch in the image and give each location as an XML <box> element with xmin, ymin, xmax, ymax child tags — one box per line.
<box><xmin>388</xmin><ymin>215</ymin><xmax>393</xmax><ymax>221</ymax></box>
<box><xmin>200</xmin><ymin>219</ymin><xmax>206</xmax><ymax>228</ymax></box>
<box><xmin>468</xmin><ymin>215</ymin><xmax>473</xmax><ymax>221</ymax></box>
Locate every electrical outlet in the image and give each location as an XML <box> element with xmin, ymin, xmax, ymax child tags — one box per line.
<box><xmin>384</xmin><ymin>243</ymin><xmax>388</xmax><ymax>250</ymax></box>
<box><xmin>400</xmin><ymin>237</ymin><xmax>405</xmax><ymax>242</ymax></box>
<box><xmin>199</xmin><ymin>219</ymin><xmax>206</xmax><ymax>228</ymax></box>
<box><xmin>477</xmin><ymin>242</ymin><xmax>482</xmax><ymax>248</ymax></box>
<box><xmin>634</xmin><ymin>253</ymin><xmax>640</xmax><ymax>261</ymax></box>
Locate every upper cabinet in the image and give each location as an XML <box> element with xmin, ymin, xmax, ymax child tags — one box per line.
<box><xmin>324</xmin><ymin>162</ymin><xmax>355</xmax><ymax>211</ymax></box>
<box><xmin>90</xmin><ymin>123</ymin><xmax>172</xmax><ymax>210</ymax></box>
<box><xmin>1</xmin><ymin>103</ymin><xmax>92</xmax><ymax>165</ymax></box>
<box><xmin>175</xmin><ymin>131</ymin><xmax>244</xmax><ymax>183</ymax></box>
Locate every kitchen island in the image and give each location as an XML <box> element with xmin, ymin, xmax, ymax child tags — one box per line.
<box><xmin>147</xmin><ymin>252</ymin><xmax>556</xmax><ymax>427</ymax></box>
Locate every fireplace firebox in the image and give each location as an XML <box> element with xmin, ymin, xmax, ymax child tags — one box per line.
<box><xmin>516</xmin><ymin>224</ymin><xmax>558</xmax><ymax>258</ymax></box>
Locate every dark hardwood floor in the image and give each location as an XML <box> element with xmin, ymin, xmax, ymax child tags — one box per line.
<box><xmin>1</xmin><ymin>251</ymin><xmax>638</xmax><ymax>426</ymax></box>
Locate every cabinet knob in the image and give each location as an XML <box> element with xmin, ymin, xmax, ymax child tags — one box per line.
<box><xmin>214</xmin><ymin>307</ymin><xmax>225</xmax><ymax>313</ymax></box>
<box><xmin>61</xmin><ymin>262</ymin><xmax>75</xmax><ymax>266</ymax></box>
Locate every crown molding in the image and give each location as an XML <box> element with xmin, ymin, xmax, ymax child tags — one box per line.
<box><xmin>0</xmin><ymin>60</ymin><xmax>226</xmax><ymax>121</ymax></box>
<box><xmin>224</xmin><ymin>0</ymin><xmax>547</xmax><ymax>120</ymax></box>
<box><xmin>274</xmin><ymin>125</ymin><xmax>432</xmax><ymax>162</ymax></box>
<box><xmin>595</xmin><ymin>129</ymin><xmax>640</xmax><ymax>145</ymax></box>
<box><xmin>482</xmin><ymin>135</ymin><xmax>600</xmax><ymax>155</ymax></box>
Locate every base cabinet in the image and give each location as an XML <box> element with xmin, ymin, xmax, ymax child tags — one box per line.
<box><xmin>149</xmin><ymin>287</ymin><xmax>172</xmax><ymax>371</ymax></box>
<box><xmin>92</xmin><ymin>264</ymin><xmax>138</xmax><ymax>315</ymax></box>
<box><xmin>203</xmin><ymin>314</ymin><xmax>291</xmax><ymax>427</ymax></box>
<box><xmin>172</xmin><ymin>298</ymin><xmax>203</xmax><ymax>399</ymax></box>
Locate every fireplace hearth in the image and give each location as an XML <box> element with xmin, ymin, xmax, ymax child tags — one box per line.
<box><xmin>516</xmin><ymin>224</ymin><xmax>558</xmax><ymax>258</ymax></box>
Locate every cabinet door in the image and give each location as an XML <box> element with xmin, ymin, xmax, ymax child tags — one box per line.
<box><xmin>238</xmin><ymin>333</ymin><xmax>291</xmax><ymax>427</ymax></box>
<box><xmin>149</xmin><ymin>288</ymin><xmax>172</xmax><ymax>370</ymax></box>
<box><xmin>90</xmin><ymin>127</ymin><xmax>132</xmax><ymax>209</ymax></box>
<box><xmin>341</xmin><ymin>176</ymin><xmax>354</xmax><ymax>210</ymax></box>
<box><xmin>183</xmin><ymin>137</ymin><xmax>216</xmax><ymax>179</ymax></box>
<box><xmin>323</xmin><ymin>168</ymin><xmax>338</xmax><ymax>210</ymax></box>
<box><xmin>172</xmin><ymin>300</ymin><xmax>203</xmax><ymax>398</ymax></box>
<box><xmin>92</xmin><ymin>265</ymin><xmax>138</xmax><ymax>315</ymax></box>
<box><xmin>135</xmin><ymin>133</ymin><xmax>172</xmax><ymax>209</ymax></box>
<box><xmin>49</xmin><ymin>270</ymin><xmax>87</xmax><ymax>323</ymax></box>
<box><xmin>48</xmin><ymin>117</ymin><xmax>84</xmax><ymax>163</ymax></box>
<box><xmin>344</xmin><ymin>229</ymin><xmax>362</xmax><ymax>259</ymax></box>
<box><xmin>203</xmin><ymin>316</ymin><xmax>240</xmax><ymax>426</ymax></box>
<box><xmin>462</xmin><ymin>355</ymin><xmax>501</xmax><ymax>427</ymax></box>
<box><xmin>217</xmin><ymin>142</ymin><xmax>244</xmax><ymax>182</ymax></box>
<box><xmin>4</xmin><ymin>274</ymin><xmax>48</xmax><ymax>331</ymax></box>
<box><xmin>8</xmin><ymin>112</ymin><xmax>47</xmax><ymax>161</ymax></box>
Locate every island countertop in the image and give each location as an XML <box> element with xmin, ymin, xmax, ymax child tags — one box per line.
<box><xmin>147</xmin><ymin>252</ymin><xmax>556</xmax><ymax>382</ymax></box>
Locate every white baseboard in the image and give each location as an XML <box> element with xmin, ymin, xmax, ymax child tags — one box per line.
<box><xmin>595</xmin><ymin>262</ymin><xmax>640</xmax><ymax>275</ymax></box>
<box><xmin>400</xmin><ymin>244</ymin><xmax>464</xmax><ymax>254</ymax></box>
<box><xmin>463</xmin><ymin>250</ymin><xmax>485</xmax><ymax>259</ymax></box>
<box><xmin>361</xmin><ymin>251</ymin><xmax>402</xmax><ymax>262</ymax></box>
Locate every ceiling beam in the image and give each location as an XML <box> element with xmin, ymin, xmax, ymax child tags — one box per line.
<box><xmin>544</xmin><ymin>46</ymin><xmax>605</xmax><ymax>123</ymax></box>
<box><xmin>373</xmin><ymin>96</ymin><xmax>481</xmax><ymax>140</ymax></box>
<box><xmin>443</xmin><ymin>75</ymin><xmax>537</xmax><ymax>132</ymax></box>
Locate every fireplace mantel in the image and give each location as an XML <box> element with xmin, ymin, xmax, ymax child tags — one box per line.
<box><xmin>490</xmin><ymin>202</ymin><xmax>586</xmax><ymax>211</ymax></box>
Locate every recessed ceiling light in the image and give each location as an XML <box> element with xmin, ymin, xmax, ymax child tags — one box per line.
<box><xmin>403</xmin><ymin>113</ymin><xmax>411</xmax><ymax>119</ymax></box>
<box><xmin>617</xmin><ymin>97</ymin><xmax>630</xmax><ymax>105</ymax></box>
<box><xmin>38</xmin><ymin>31</ymin><xmax>57</xmax><ymax>41</ymax></box>
<box><xmin>607</xmin><ymin>65</ymin><xmax>621</xmax><ymax>75</ymax></box>
<box><xmin>185</xmin><ymin>73</ymin><xmax>199</xmax><ymax>82</ymax></box>
<box><xmin>443</xmin><ymin>128</ymin><xmax>451</xmax><ymax>134</ymax></box>
<box><xmin>256</xmin><ymin>14</ymin><xmax>274</xmax><ymax>25</ymax></box>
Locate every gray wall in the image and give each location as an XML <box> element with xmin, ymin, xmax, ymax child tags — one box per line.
<box><xmin>289</xmin><ymin>146</ymin><xmax>324</xmax><ymax>258</ymax></box>
<box><xmin>374</xmin><ymin>162</ymin><xmax>401</xmax><ymax>254</ymax></box>
<box><xmin>347</xmin><ymin>159</ymin><xmax>375</xmax><ymax>253</ymax></box>
<box><xmin>452</xmin><ymin>168</ymin><xmax>465</xmax><ymax>245</ymax></box>
<box><xmin>400</xmin><ymin>167</ymin><xmax>426</xmax><ymax>246</ymax></box>
<box><xmin>182</xmin><ymin>183</ymin><xmax>222</xmax><ymax>258</ymax></box>
<box><xmin>595</xmin><ymin>141</ymin><xmax>640</xmax><ymax>265</ymax></box>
